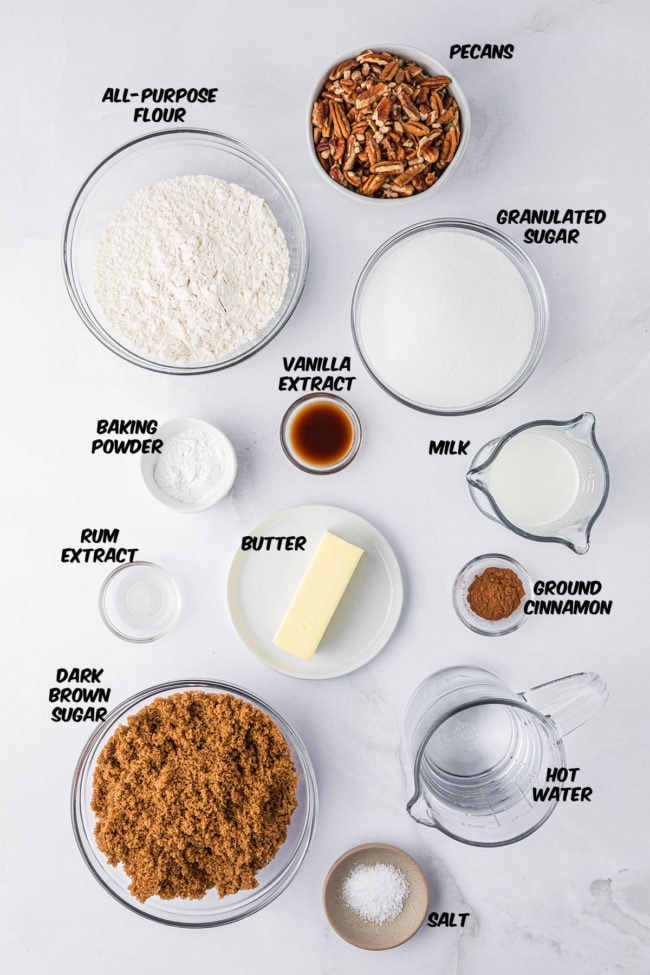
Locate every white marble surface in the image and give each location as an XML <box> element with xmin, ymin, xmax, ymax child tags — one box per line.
<box><xmin>3</xmin><ymin>0</ymin><xmax>650</xmax><ymax>971</ymax></box>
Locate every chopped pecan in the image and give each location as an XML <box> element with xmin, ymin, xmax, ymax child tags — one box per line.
<box><xmin>384</xmin><ymin>181</ymin><xmax>415</xmax><ymax>196</ymax></box>
<box><xmin>329</xmin><ymin>58</ymin><xmax>358</xmax><ymax>80</ymax></box>
<box><xmin>342</xmin><ymin>135</ymin><xmax>357</xmax><ymax>170</ymax></box>
<box><xmin>312</xmin><ymin>48</ymin><xmax>462</xmax><ymax>197</ymax></box>
<box><xmin>374</xmin><ymin>95</ymin><xmax>392</xmax><ymax>124</ymax></box>
<box><xmin>330</xmin><ymin>100</ymin><xmax>351</xmax><ymax>139</ymax></box>
<box><xmin>312</xmin><ymin>100</ymin><xmax>329</xmax><ymax>128</ymax></box>
<box><xmin>370</xmin><ymin>161</ymin><xmax>404</xmax><ymax>174</ymax></box>
<box><xmin>403</xmin><ymin>120</ymin><xmax>429</xmax><ymax>137</ymax></box>
<box><xmin>360</xmin><ymin>174</ymin><xmax>386</xmax><ymax>195</ymax></box>
<box><xmin>329</xmin><ymin>135</ymin><xmax>345</xmax><ymax>161</ymax></box>
<box><xmin>397</xmin><ymin>89</ymin><xmax>420</xmax><ymax>121</ymax></box>
<box><xmin>419</xmin><ymin>75</ymin><xmax>452</xmax><ymax>88</ymax></box>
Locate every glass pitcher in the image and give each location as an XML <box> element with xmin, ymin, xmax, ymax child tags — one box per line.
<box><xmin>405</xmin><ymin>666</ymin><xmax>607</xmax><ymax>847</ymax></box>
<box><xmin>466</xmin><ymin>412</ymin><xmax>609</xmax><ymax>554</ymax></box>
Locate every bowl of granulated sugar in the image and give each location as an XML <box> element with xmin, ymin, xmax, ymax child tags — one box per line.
<box><xmin>141</xmin><ymin>417</ymin><xmax>237</xmax><ymax>512</ymax></box>
<box><xmin>352</xmin><ymin>218</ymin><xmax>548</xmax><ymax>415</ymax></box>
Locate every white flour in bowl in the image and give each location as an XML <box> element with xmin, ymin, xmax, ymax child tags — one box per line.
<box><xmin>357</xmin><ymin>229</ymin><xmax>537</xmax><ymax>411</ymax></box>
<box><xmin>94</xmin><ymin>175</ymin><xmax>289</xmax><ymax>365</ymax></box>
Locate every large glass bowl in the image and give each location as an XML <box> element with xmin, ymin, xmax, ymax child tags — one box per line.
<box><xmin>352</xmin><ymin>219</ymin><xmax>548</xmax><ymax>414</ymax></box>
<box><xmin>63</xmin><ymin>129</ymin><xmax>309</xmax><ymax>374</ymax></box>
<box><xmin>71</xmin><ymin>679</ymin><xmax>317</xmax><ymax>926</ymax></box>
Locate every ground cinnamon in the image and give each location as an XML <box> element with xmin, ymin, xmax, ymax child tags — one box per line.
<box><xmin>467</xmin><ymin>566</ymin><xmax>524</xmax><ymax>621</ymax></box>
<box><xmin>91</xmin><ymin>691</ymin><xmax>298</xmax><ymax>902</ymax></box>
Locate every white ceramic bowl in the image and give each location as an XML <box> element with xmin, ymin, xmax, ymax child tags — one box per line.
<box><xmin>307</xmin><ymin>44</ymin><xmax>470</xmax><ymax>204</ymax></box>
<box><xmin>141</xmin><ymin>417</ymin><xmax>237</xmax><ymax>512</ymax></box>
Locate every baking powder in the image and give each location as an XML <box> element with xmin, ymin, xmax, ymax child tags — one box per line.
<box><xmin>154</xmin><ymin>428</ymin><xmax>225</xmax><ymax>504</ymax></box>
<box><xmin>94</xmin><ymin>175</ymin><xmax>289</xmax><ymax>365</ymax></box>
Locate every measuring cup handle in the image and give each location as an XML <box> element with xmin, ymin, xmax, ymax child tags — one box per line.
<box><xmin>520</xmin><ymin>672</ymin><xmax>608</xmax><ymax>736</ymax></box>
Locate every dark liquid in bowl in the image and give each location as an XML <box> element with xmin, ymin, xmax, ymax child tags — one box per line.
<box><xmin>289</xmin><ymin>401</ymin><xmax>355</xmax><ymax>467</ymax></box>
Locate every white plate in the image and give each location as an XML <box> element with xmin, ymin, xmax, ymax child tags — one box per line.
<box><xmin>227</xmin><ymin>505</ymin><xmax>403</xmax><ymax>679</ymax></box>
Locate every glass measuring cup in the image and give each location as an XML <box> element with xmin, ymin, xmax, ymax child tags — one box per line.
<box><xmin>466</xmin><ymin>412</ymin><xmax>609</xmax><ymax>554</ymax></box>
<box><xmin>405</xmin><ymin>666</ymin><xmax>607</xmax><ymax>846</ymax></box>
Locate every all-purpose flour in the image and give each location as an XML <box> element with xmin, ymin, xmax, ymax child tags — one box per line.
<box><xmin>94</xmin><ymin>175</ymin><xmax>289</xmax><ymax>365</ymax></box>
<box><xmin>358</xmin><ymin>230</ymin><xmax>536</xmax><ymax>410</ymax></box>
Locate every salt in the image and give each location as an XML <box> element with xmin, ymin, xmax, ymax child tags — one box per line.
<box><xmin>357</xmin><ymin>229</ymin><xmax>536</xmax><ymax>411</ymax></box>
<box><xmin>154</xmin><ymin>428</ymin><xmax>225</xmax><ymax>504</ymax></box>
<box><xmin>342</xmin><ymin>862</ymin><xmax>410</xmax><ymax>925</ymax></box>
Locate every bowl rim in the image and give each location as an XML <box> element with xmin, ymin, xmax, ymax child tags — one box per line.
<box><xmin>97</xmin><ymin>560</ymin><xmax>182</xmax><ymax>642</ymax></box>
<box><xmin>70</xmin><ymin>678</ymin><xmax>318</xmax><ymax>926</ymax></box>
<box><xmin>351</xmin><ymin>217</ymin><xmax>549</xmax><ymax>415</ymax></box>
<box><xmin>62</xmin><ymin>127</ymin><xmax>309</xmax><ymax>375</ymax></box>
<box><xmin>140</xmin><ymin>416</ymin><xmax>238</xmax><ymax>511</ymax></box>
<box><xmin>306</xmin><ymin>43</ymin><xmax>471</xmax><ymax>204</ymax></box>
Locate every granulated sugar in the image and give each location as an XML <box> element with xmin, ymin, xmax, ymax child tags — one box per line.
<box><xmin>94</xmin><ymin>175</ymin><xmax>289</xmax><ymax>365</ymax></box>
<box><xmin>357</xmin><ymin>229</ymin><xmax>536</xmax><ymax>410</ymax></box>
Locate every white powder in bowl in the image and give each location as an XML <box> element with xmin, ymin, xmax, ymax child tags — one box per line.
<box><xmin>342</xmin><ymin>862</ymin><xmax>410</xmax><ymax>925</ymax></box>
<box><xmin>154</xmin><ymin>428</ymin><xmax>226</xmax><ymax>505</ymax></box>
<box><xmin>357</xmin><ymin>229</ymin><xmax>537</xmax><ymax>410</ymax></box>
<box><xmin>94</xmin><ymin>175</ymin><xmax>289</xmax><ymax>365</ymax></box>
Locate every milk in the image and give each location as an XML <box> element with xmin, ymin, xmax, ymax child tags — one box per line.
<box><xmin>485</xmin><ymin>432</ymin><xmax>580</xmax><ymax>528</ymax></box>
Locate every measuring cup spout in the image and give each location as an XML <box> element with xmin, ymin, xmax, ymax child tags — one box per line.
<box><xmin>520</xmin><ymin>672</ymin><xmax>608</xmax><ymax>737</ymax></box>
<box><xmin>466</xmin><ymin>469</ymin><xmax>486</xmax><ymax>491</ymax></box>
<box><xmin>568</xmin><ymin>411</ymin><xmax>596</xmax><ymax>445</ymax></box>
<box><xmin>406</xmin><ymin>790</ymin><xmax>438</xmax><ymax>828</ymax></box>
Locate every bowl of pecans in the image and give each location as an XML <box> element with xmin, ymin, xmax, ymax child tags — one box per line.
<box><xmin>308</xmin><ymin>45</ymin><xmax>470</xmax><ymax>201</ymax></box>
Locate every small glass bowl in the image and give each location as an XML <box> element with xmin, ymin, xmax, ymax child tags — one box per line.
<box><xmin>280</xmin><ymin>394</ymin><xmax>362</xmax><ymax>474</ymax></box>
<box><xmin>99</xmin><ymin>561</ymin><xmax>181</xmax><ymax>642</ymax></box>
<box><xmin>307</xmin><ymin>44</ymin><xmax>470</xmax><ymax>203</ymax></box>
<box><xmin>453</xmin><ymin>554</ymin><xmax>533</xmax><ymax>636</ymax></box>
<box><xmin>63</xmin><ymin>128</ymin><xmax>309</xmax><ymax>374</ymax></box>
<box><xmin>352</xmin><ymin>219</ymin><xmax>549</xmax><ymax>415</ymax></box>
<box><xmin>71</xmin><ymin>679</ymin><xmax>317</xmax><ymax>927</ymax></box>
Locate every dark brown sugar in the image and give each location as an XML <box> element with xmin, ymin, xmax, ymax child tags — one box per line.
<box><xmin>91</xmin><ymin>691</ymin><xmax>298</xmax><ymax>902</ymax></box>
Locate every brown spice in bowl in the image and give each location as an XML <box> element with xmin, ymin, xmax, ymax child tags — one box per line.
<box><xmin>467</xmin><ymin>566</ymin><xmax>525</xmax><ymax>621</ymax></box>
<box><xmin>312</xmin><ymin>49</ymin><xmax>462</xmax><ymax>198</ymax></box>
<box><xmin>91</xmin><ymin>691</ymin><xmax>298</xmax><ymax>902</ymax></box>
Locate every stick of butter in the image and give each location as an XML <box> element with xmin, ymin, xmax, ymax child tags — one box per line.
<box><xmin>273</xmin><ymin>530</ymin><xmax>364</xmax><ymax>659</ymax></box>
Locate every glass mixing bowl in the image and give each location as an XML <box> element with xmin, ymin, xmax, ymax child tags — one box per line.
<box><xmin>71</xmin><ymin>679</ymin><xmax>317</xmax><ymax>926</ymax></box>
<box><xmin>352</xmin><ymin>218</ymin><xmax>548</xmax><ymax>414</ymax></box>
<box><xmin>63</xmin><ymin>129</ymin><xmax>309</xmax><ymax>374</ymax></box>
